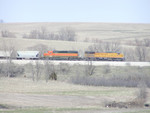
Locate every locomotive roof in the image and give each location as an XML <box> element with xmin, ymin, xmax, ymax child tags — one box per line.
<box><xmin>85</xmin><ymin>51</ymin><xmax>121</xmax><ymax>54</ymax></box>
<box><xmin>85</xmin><ymin>51</ymin><xmax>95</xmax><ymax>54</ymax></box>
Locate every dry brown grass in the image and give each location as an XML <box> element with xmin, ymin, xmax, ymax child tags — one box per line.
<box><xmin>0</xmin><ymin>77</ymin><xmax>135</xmax><ymax>94</ymax></box>
<box><xmin>0</xmin><ymin>22</ymin><xmax>150</xmax><ymax>112</ymax></box>
<box><xmin>0</xmin><ymin>22</ymin><xmax>150</xmax><ymax>51</ymax></box>
<box><xmin>0</xmin><ymin>78</ymin><xmax>150</xmax><ymax>113</ymax></box>
<box><xmin>1</xmin><ymin>22</ymin><xmax>150</xmax><ymax>41</ymax></box>
<box><xmin>0</xmin><ymin>37</ymin><xmax>92</xmax><ymax>51</ymax></box>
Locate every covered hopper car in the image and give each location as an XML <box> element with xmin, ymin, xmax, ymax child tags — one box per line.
<box><xmin>17</xmin><ymin>51</ymin><xmax>39</xmax><ymax>59</ymax></box>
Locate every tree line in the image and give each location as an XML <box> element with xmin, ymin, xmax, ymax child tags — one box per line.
<box><xmin>23</xmin><ymin>27</ymin><xmax>76</xmax><ymax>41</ymax></box>
<box><xmin>88</xmin><ymin>39</ymin><xmax>150</xmax><ymax>61</ymax></box>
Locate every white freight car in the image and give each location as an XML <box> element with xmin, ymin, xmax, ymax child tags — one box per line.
<box><xmin>16</xmin><ymin>51</ymin><xmax>39</xmax><ymax>59</ymax></box>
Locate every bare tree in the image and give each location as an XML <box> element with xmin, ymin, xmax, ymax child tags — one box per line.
<box><xmin>84</xmin><ymin>37</ymin><xmax>90</xmax><ymax>42</ymax></box>
<box><xmin>23</xmin><ymin>26</ymin><xmax>76</xmax><ymax>41</ymax></box>
<box><xmin>30</xmin><ymin>60</ymin><xmax>41</xmax><ymax>81</ymax></box>
<box><xmin>59</xmin><ymin>63</ymin><xmax>71</xmax><ymax>75</ymax></box>
<box><xmin>104</xmin><ymin>41</ymin><xmax>121</xmax><ymax>52</ymax></box>
<box><xmin>39</xmin><ymin>27</ymin><xmax>48</xmax><ymax>39</ymax></box>
<box><xmin>1</xmin><ymin>41</ymin><xmax>16</xmax><ymax>77</ymax></box>
<box><xmin>134</xmin><ymin>82</ymin><xmax>148</xmax><ymax>107</ymax></box>
<box><xmin>122</xmin><ymin>48</ymin><xmax>136</xmax><ymax>61</ymax></box>
<box><xmin>28</xmin><ymin>30</ymin><xmax>39</xmax><ymax>39</ymax></box>
<box><xmin>31</xmin><ymin>62</ymin><xmax>35</xmax><ymax>81</ymax></box>
<box><xmin>135</xmin><ymin>46</ymin><xmax>147</xmax><ymax>61</ymax></box>
<box><xmin>1</xmin><ymin>30</ymin><xmax>16</xmax><ymax>38</ymax></box>
<box><xmin>24</xmin><ymin>27</ymin><xmax>48</xmax><ymax>39</ymax></box>
<box><xmin>88</xmin><ymin>41</ymin><xmax>121</xmax><ymax>53</ymax></box>
<box><xmin>84</xmin><ymin>61</ymin><xmax>95</xmax><ymax>76</ymax></box>
<box><xmin>135</xmin><ymin>39</ymin><xmax>142</xmax><ymax>46</ymax></box>
<box><xmin>44</xmin><ymin>60</ymin><xmax>57</xmax><ymax>82</ymax></box>
<box><xmin>58</xmin><ymin>27</ymin><xmax>76</xmax><ymax>41</ymax></box>
<box><xmin>35</xmin><ymin>60</ymin><xmax>41</xmax><ymax>81</ymax></box>
<box><xmin>92</xmin><ymin>38</ymin><xmax>102</xmax><ymax>43</ymax></box>
<box><xmin>102</xmin><ymin>65</ymin><xmax>111</xmax><ymax>74</ymax></box>
<box><xmin>128</xmin><ymin>38</ymin><xmax>150</xmax><ymax>61</ymax></box>
<box><xmin>44</xmin><ymin>60</ymin><xmax>51</xmax><ymax>82</ymax></box>
<box><xmin>28</xmin><ymin>44</ymin><xmax>48</xmax><ymax>58</ymax></box>
<box><xmin>143</xmin><ymin>38</ymin><xmax>150</xmax><ymax>47</ymax></box>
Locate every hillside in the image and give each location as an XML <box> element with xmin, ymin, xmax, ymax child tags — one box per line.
<box><xmin>0</xmin><ymin>38</ymin><xmax>92</xmax><ymax>51</ymax></box>
<box><xmin>0</xmin><ymin>22</ymin><xmax>150</xmax><ymax>50</ymax></box>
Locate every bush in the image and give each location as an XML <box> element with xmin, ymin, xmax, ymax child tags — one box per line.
<box><xmin>70</xmin><ymin>73</ymin><xmax>150</xmax><ymax>87</ymax></box>
<box><xmin>23</xmin><ymin>27</ymin><xmax>76</xmax><ymax>41</ymax></box>
<box><xmin>1</xmin><ymin>30</ymin><xmax>16</xmax><ymax>38</ymax></box>
<box><xmin>0</xmin><ymin>63</ymin><xmax>24</xmax><ymax>77</ymax></box>
<box><xmin>84</xmin><ymin>61</ymin><xmax>95</xmax><ymax>76</ymax></box>
<box><xmin>102</xmin><ymin>65</ymin><xmax>111</xmax><ymax>74</ymax></box>
<box><xmin>44</xmin><ymin>61</ymin><xmax>57</xmax><ymax>82</ymax></box>
<box><xmin>59</xmin><ymin>63</ymin><xmax>71</xmax><ymax>75</ymax></box>
<box><xmin>49</xmin><ymin>72</ymin><xmax>57</xmax><ymax>80</ymax></box>
<box><xmin>58</xmin><ymin>27</ymin><xmax>76</xmax><ymax>41</ymax></box>
<box><xmin>134</xmin><ymin>82</ymin><xmax>148</xmax><ymax>107</ymax></box>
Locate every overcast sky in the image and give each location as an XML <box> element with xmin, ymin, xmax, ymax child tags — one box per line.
<box><xmin>0</xmin><ymin>0</ymin><xmax>150</xmax><ymax>23</ymax></box>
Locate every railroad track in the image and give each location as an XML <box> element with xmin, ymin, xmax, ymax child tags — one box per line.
<box><xmin>0</xmin><ymin>60</ymin><xmax>150</xmax><ymax>67</ymax></box>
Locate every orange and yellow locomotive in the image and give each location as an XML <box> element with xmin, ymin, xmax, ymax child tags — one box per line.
<box><xmin>43</xmin><ymin>50</ymin><xmax>125</xmax><ymax>61</ymax></box>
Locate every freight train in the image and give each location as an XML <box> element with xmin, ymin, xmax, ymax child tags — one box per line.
<box><xmin>0</xmin><ymin>50</ymin><xmax>125</xmax><ymax>61</ymax></box>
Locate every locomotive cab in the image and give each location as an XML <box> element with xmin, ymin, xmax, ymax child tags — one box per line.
<box><xmin>43</xmin><ymin>51</ymin><xmax>53</xmax><ymax>57</ymax></box>
<box><xmin>48</xmin><ymin>51</ymin><xmax>53</xmax><ymax>54</ymax></box>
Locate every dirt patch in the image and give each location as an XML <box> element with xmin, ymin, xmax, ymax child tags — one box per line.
<box><xmin>0</xmin><ymin>93</ymin><xmax>102</xmax><ymax>108</ymax></box>
<box><xmin>105</xmin><ymin>100</ymin><xmax>150</xmax><ymax>109</ymax></box>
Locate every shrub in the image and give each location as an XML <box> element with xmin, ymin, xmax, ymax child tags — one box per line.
<box><xmin>135</xmin><ymin>82</ymin><xmax>148</xmax><ymax>107</ymax></box>
<box><xmin>84</xmin><ymin>61</ymin><xmax>95</xmax><ymax>76</ymax></box>
<box><xmin>59</xmin><ymin>63</ymin><xmax>71</xmax><ymax>75</ymax></box>
<box><xmin>23</xmin><ymin>27</ymin><xmax>76</xmax><ymax>41</ymax></box>
<box><xmin>0</xmin><ymin>63</ymin><xmax>24</xmax><ymax>77</ymax></box>
<box><xmin>44</xmin><ymin>61</ymin><xmax>57</xmax><ymax>82</ymax></box>
<box><xmin>49</xmin><ymin>72</ymin><xmax>57</xmax><ymax>80</ymax></box>
<box><xmin>70</xmin><ymin>73</ymin><xmax>150</xmax><ymax>87</ymax></box>
<box><xmin>1</xmin><ymin>30</ymin><xmax>16</xmax><ymax>38</ymax></box>
<box><xmin>102</xmin><ymin>65</ymin><xmax>111</xmax><ymax>74</ymax></box>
